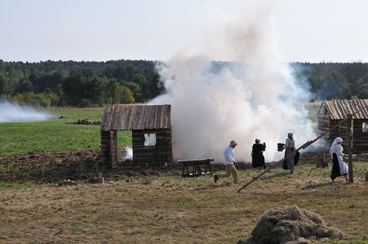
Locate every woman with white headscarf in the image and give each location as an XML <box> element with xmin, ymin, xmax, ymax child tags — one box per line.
<box><xmin>330</xmin><ymin>137</ymin><xmax>349</xmax><ymax>182</ymax></box>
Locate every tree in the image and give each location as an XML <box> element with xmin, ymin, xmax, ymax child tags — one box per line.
<box><xmin>355</xmin><ymin>73</ymin><xmax>368</xmax><ymax>98</ymax></box>
<box><xmin>16</xmin><ymin>79</ymin><xmax>34</xmax><ymax>93</ymax></box>
<box><xmin>120</xmin><ymin>86</ymin><xmax>135</xmax><ymax>103</ymax></box>
<box><xmin>125</xmin><ymin>81</ymin><xmax>142</xmax><ymax>101</ymax></box>
<box><xmin>0</xmin><ymin>73</ymin><xmax>5</xmax><ymax>95</ymax></box>
<box><xmin>308</xmin><ymin>72</ymin><xmax>321</xmax><ymax>93</ymax></box>
<box><xmin>62</xmin><ymin>74</ymin><xmax>108</xmax><ymax>106</ymax></box>
<box><xmin>318</xmin><ymin>70</ymin><xmax>350</xmax><ymax>99</ymax></box>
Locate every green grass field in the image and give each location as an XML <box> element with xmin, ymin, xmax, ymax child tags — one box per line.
<box><xmin>0</xmin><ymin>107</ymin><xmax>131</xmax><ymax>155</ymax></box>
<box><xmin>0</xmin><ymin>103</ymin><xmax>320</xmax><ymax>155</ymax></box>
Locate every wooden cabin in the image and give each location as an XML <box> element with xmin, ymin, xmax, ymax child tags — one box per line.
<box><xmin>317</xmin><ymin>99</ymin><xmax>368</xmax><ymax>152</ymax></box>
<box><xmin>100</xmin><ymin>104</ymin><xmax>172</xmax><ymax>168</ymax></box>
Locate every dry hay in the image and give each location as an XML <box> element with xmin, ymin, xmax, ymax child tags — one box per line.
<box><xmin>238</xmin><ymin>205</ymin><xmax>347</xmax><ymax>244</ymax></box>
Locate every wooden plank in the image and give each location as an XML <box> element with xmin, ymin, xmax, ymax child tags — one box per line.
<box><xmin>145</xmin><ymin>106</ymin><xmax>153</xmax><ymax>129</ymax></box>
<box><xmin>166</xmin><ymin>105</ymin><xmax>171</xmax><ymax>128</ymax></box>
<box><xmin>111</xmin><ymin>105</ymin><xmax>120</xmax><ymax>131</ymax></box>
<box><xmin>113</xmin><ymin>131</ymin><xmax>118</xmax><ymax>164</ymax></box>
<box><xmin>113</xmin><ymin>105</ymin><xmax>122</xmax><ymax>131</ymax></box>
<box><xmin>116</xmin><ymin>105</ymin><xmax>125</xmax><ymax>130</ymax></box>
<box><xmin>108</xmin><ymin>104</ymin><xmax>116</xmax><ymax>131</ymax></box>
<box><xmin>101</xmin><ymin>105</ymin><xmax>108</xmax><ymax>130</ymax></box>
<box><xmin>119</xmin><ymin>106</ymin><xmax>127</xmax><ymax>130</ymax></box>
<box><xmin>152</xmin><ymin>106</ymin><xmax>158</xmax><ymax>129</ymax></box>
<box><xmin>336</xmin><ymin>101</ymin><xmax>345</xmax><ymax>120</ymax></box>
<box><xmin>109</xmin><ymin>105</ymin><xmax>117</xmax><ymax>131</ymax></box>
<box><xmin>102</xmin><ymin>104</ymin><xmax>171</xmax><ymax>131</ymax></box>
<box><xmin>102</xmin><ymin>105</ymin><xmax>111</xmax><ymax>131</ymax></box>
<box><xmin>127</xmin><ymin>105</ymin><xmax>136</xmax><ymax>129</ymax></box>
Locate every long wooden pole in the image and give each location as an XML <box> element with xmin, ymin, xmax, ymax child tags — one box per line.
<box><xmin>237</xmin><ymin>103</ymin><xmax>368</xmax><ymax>193</ymax></box>
<box><xmin>237</xmin><ymin>137</ymin><xmax>319</xmax><ymax>193</ymax></box>
<box><xmin>347</xmin><ymin>114</ymin><xmax>354</xmax><ymax>183</ymax></box>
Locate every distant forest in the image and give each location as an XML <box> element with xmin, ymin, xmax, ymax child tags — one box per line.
<box><xmin>0</xmin><ymin>60</ymin><xmax>368</xmax><ymax>107</ymax></box>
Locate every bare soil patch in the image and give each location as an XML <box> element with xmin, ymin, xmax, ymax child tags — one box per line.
<box><xmin>0</xmin><ymin>150</ymin><xmax>176</xmax><ymax>183</ymax></box>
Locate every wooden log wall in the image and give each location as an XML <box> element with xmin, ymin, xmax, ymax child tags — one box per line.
<box><xmin>327</xmin><ymin>119</ymin><xmax>368</xmax><ymax>153</ymax></box>
<box><xmin>318</xmin><ymin>113</ymin><xmax>330</xmax><ymax>139</ymax></box>
<box><xmin>352</xmin><ymin>119</ymin><xmax>368</xmax><ymax>152</ymax></box>
<box><xmin>317</xmin><ymin>113</ymin><xmax>331</xmax><ymax>147</ymax></box>
<box><xmin>329</xmin><ymin>120</ymin><xmax>349</xmax><ymax>150</ymax></box>
<box><xmin>318</xmin><ymin>101</ymin><xmax>368</xmax><ymax>153</ymax></box>
<box><xmin>132</xmin><ymin>129</ymin><xmax>172</xmax><ymax>166</ymax></box>
<box><xmin>101</xmin><ymin>130</ymin><xmax>118</xmax><ymax>169</ymax></box>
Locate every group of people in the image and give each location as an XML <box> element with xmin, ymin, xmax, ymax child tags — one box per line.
<box><xmin>214</xmin><ymin>133</ymin><xmax>349</xmax><ymax>184</ymax></box>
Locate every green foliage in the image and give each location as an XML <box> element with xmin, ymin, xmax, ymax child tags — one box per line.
<box><xmin>3</xmin><ymin>60</ymin><xmax>368</xmax><ymax>105</ymax></box>
<box><xmin>120</xmin><ymin>86</ymin><xmax>135</xmax><ymax>103</ymax></box>
<box><xmin>321</xmin><ymin>70</ymin><xmax>351</xmax><ymax>99</ymax></box>
<box><xmin>0</xmin><ymin>60</ymin><xmax>163</xmax><ymax>107</ymax></box>
<box><xmin>0</xmin><ymin>73</ymin><xmax>6</xmax><ymax>95</ymax></box>
<box><xmin>12</xmin><ymin>92</ymin><xmax>51</xmax><ymax>107</ymax></box>
<box><xmin>294</xmin><ymin>62</ymin><xmax>368</xmax><ymax>100</ymax></box>
<box><xmin>308</xmin><ymin>72</ymin><xmax>321</xmax><ymax>92</ymax></box>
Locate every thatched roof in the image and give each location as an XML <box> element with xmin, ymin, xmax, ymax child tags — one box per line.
<box><xmin>318</xmin><ymin>99</ymin><xmax>368</xmax><ymax>120</ymax></box>
<box><xmin>101</xmin><ymin>104</ymin><xmax>171</xmax><ymax>131</ymax></box>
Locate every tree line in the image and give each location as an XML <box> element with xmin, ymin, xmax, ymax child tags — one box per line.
<box><xmin>0</xmin><ymin>60</ymin><xmax>164</xmax><ymax>107</ymax></box>
<box><xmin>1</xmin><ymin>60</ymin><xmax>368</xmax><ymax>107</ymax></box>
<box><xmin>292</xmin><ymin>62</ymin><xmax>368</xmax><ymax>100</ymax></box>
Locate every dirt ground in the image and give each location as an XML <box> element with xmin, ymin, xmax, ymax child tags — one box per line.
<box><xmin>0</xmin><ymin>149</ymin><xmax>341</xmax><ymax>182</ymax></box>
<box><xmin>0</xmin><ymin>155</ymin><xmax>368</xmax><ymax>243</ymax></box>
<box><xmin>0</xmin><ymin>150</ymin><xmax>177</xmax><ymax>183</ymax></box>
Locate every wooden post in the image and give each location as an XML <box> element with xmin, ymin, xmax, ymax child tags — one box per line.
<box><xmin>98</xmin><ymin>172</ymin><xmax>104</xmax><ymax>184</ymax></box>
<box><xmin>347</xmin><ymin>114</ymin><xmax>354</xmax><ymax>183</ymax></box>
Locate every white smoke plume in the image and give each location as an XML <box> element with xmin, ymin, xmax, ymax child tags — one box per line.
<box><xmin>0</xmin><ymin>100</ymin><xmax>53</xmax><ymax>123</ymax></box>
<box><xmin>151</xmin><ymin>2</ymin><xmax>316</xmax><ymax>162</ymax></box>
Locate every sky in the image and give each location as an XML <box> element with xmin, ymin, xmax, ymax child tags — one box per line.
<box><xmin>1</xmin><ymin>0</ymin><xmax>368</xmax><ymax>63</ymax></box>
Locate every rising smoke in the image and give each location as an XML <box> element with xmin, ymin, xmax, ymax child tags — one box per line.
<box><xmin>0</xmin><ymin>100</ymin><xmax>53</xmax><ymax>123</ymax></box>
<box><xmin>151</xmin><ymin>2</ymin><xmax>317</xmax><ymax>162</ymax></box>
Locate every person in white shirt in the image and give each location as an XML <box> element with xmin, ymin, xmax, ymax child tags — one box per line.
<box><xmin>214</xmin><ymin>140</ymin><xmax>239</xmax><ymax>183</ymax></box>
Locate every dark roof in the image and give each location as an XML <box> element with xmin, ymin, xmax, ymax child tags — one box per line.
<box><xmin>101</xmin><ymin>104</ymin><xmax>171</xmax><ymax>131</ymax></box>
<box><xmin>318</xmin><ymin>99</ymin><xmax>368</xmax><ymax>120</ymax></box>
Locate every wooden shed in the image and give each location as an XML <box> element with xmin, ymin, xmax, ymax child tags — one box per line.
<box><xmin>101</xmin><ymin>104</ymin><xmax>172</xmax><ymax>168</ymax></box>
<box><xmin>317</xmin><ymin>99</ymin><xmax>368</xmax><ymax>152</ymax></box>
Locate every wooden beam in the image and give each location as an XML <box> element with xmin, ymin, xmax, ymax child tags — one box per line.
<box><xmin>347</xmin><ymin>114</ymin><xmax>354</xmax><ymax>183</ymax></box>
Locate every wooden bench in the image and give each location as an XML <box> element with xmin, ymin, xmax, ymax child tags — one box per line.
<box><xmin>177</xmin><ymin>158</ymin><xmax>214</xmax><ymax>177</ymax></box>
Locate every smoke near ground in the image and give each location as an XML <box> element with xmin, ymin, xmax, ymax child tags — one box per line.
<box><xmin>0</xmin><ymin>100</ymin><xmax>53</xmax><ymax>123</ymax></box>
<box><xmin>151</xmin><ymin>2</ymin><xmax>317</xmax><ymax>162</ymax></box>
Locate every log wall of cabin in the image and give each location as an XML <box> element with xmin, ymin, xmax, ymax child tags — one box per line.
<box><xmin>318</xmin><ymin>113</ymin><xmax>330</xmax><ymax>144</ymax></box>
<box><xmin>101</xmin><ymin>130</ymin><xmax>118</xmax><ymax>168</ymax></box>
<box><xmin>328</xmin><ymin>119</ymin><xmax>368</xmax><ymax>153</ymax></box>
<box><xmin>132</xmin><ymin>129</ymin><xmax>172</xmax><ymax>166</ymax></box>
<box><xmin>329</xmin><ymin>120</ymin><xmax>350</xmax><ymax>150</ymax></box>
<box><xmin>352</xmin><ymin>119</ymin><xmax>368</xmax><ymax>152</ymax></box>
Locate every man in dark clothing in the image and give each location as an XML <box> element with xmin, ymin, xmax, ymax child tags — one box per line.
<box><xmin>251</xmin><ymin>139</ymin><xmax>266</xmax><ymax>169</ymax></box>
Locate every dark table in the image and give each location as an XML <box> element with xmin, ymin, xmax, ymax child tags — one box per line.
<box><xmin>177</xmin><ymin>158</ymin><xmax>214</xmax><ymax>177</ymax></box>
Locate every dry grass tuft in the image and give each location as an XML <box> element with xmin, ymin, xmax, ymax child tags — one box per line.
<box><xmin>239</xmin><ymin>205</ymin><xmax>347</xmax><ymax>244</ymax></box>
